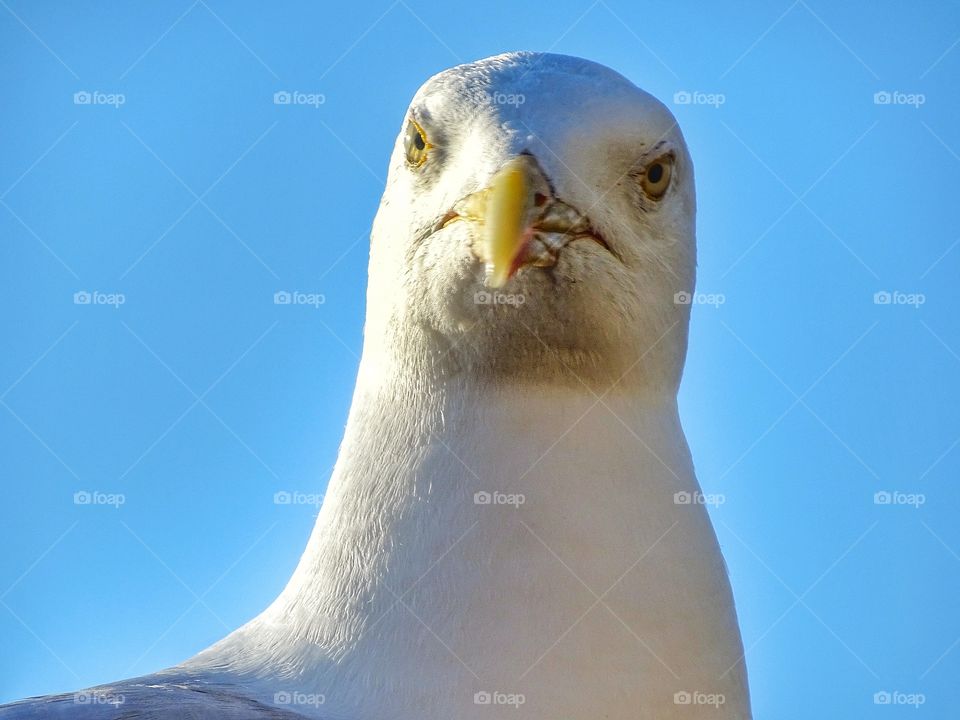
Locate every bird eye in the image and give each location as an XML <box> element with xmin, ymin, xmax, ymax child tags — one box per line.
<box><xmin>640</xmin><ymin>154</ymin><xmax>674</xmax><ymax>199</ymax></box>
<box><xmin>404</xmin><ymin>119</ymin><xmax>430</xmax><ymax>167</ymax></box>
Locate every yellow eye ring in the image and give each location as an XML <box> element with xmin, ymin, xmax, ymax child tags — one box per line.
<box><xmin>640</xmin><ymin>154</ymin><xmax>674</xmax><ymax>199</ymax></box>
<box><xmin>404</xmin><ymin>119</ymin><xmax>430</xmax><ymax>167</ymax></box>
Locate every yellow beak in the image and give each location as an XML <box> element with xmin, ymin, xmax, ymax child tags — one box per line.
<box><xmin>483</xmin><ymin>157</ymin><xmax>536</xmax><ymax>288</ymax></box>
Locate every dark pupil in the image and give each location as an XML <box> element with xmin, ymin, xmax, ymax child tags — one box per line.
<box><xmin>413</xmin><ymin>131</ymin><xmax>425</xmax><ymax>151</ymax></box>
<box><xmin>648</xmin><ymin>163</ymin><xmax>663</xmax><ymax>183</ymax></box>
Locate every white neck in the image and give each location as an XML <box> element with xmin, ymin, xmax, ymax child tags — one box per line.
<box><xmin>184</xmin><ymin>361</ymin><xmax>750</xmax><ymax>719</ymax></box>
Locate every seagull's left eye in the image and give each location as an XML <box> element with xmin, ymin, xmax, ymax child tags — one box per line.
<box><xmin>640</xmin><ymin>154</ymin><xmax>674</xmax><ymax>199</ymax></box>
<box><xmin>404</xmin><ymin>120</ymin><xmax>430</xmax><ymax>167</ymax></box>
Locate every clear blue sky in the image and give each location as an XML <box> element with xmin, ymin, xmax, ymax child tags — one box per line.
<box><xmin>1</xmin><ymin>1</ymin><xmax>958</xmax><ymax>716</ymax></box>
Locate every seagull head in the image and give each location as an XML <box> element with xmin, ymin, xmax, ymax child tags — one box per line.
<box><xmin>365</xmin><ymin>52</ymin><xmax>696</xmax><ymax>390</ymax></box>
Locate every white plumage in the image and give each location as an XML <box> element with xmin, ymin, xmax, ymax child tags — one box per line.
<box><xmin>1</xmin><ymin>52</ymin><xmax>751</xmax><ymax>719</ymax></box>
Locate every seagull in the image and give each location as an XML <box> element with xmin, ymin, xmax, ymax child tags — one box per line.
<box><xmin>1</xmin><ymin>52</ymin><xmax>752</xmax><ymax>719</ymax></box>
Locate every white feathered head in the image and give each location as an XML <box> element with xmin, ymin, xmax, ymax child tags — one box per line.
<box><xmin>365</xmin><ymin>52</ymin><xmax>696</xmax><ymax>392</ymax></box>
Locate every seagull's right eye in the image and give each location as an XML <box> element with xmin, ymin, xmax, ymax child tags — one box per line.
<box><xmin>639</xmin><ymin>153</ymin><xmax>674</xmax><ymax>199</ymax></box>
<box><xmin>404</xmin><ymin>120</ymin><xmax>430</xmax><ymax>167</ymax></box>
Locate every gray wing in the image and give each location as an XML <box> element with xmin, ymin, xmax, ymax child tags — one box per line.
<box><xmin>0</xmin><ymin>680</ymin><xmax>312</xmax><ymax>720</ymax></box>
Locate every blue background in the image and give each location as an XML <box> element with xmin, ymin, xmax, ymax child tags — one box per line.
<box><xmin>1</xmin><ymin>1</ymin><xmax>958</xmax><ymax>717</ymax></box>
